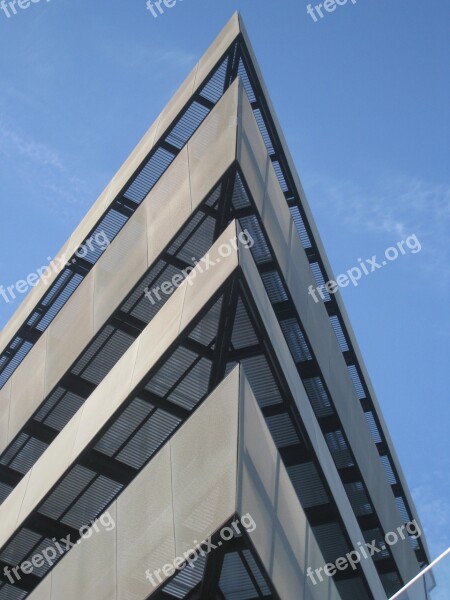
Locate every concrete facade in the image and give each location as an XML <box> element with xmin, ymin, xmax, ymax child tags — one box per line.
<box><xmin>0</xmin><ymin>13</ymin><xmax>429</xmax><ymax>600</ymax></box>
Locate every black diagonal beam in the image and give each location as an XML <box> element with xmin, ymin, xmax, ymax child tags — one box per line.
<box><xmin>24</xmin><ymin>512</ymin><xmax>79</xmax><ymax>542</ymax></box>
<box><xmin>199</xmin><ymin>543</ymin><xmax>225</xmax><ymax>598</ymax></box>
<box><xmin>78</xmin><ymin>449</ymin><xmax>137</xmax><ymax>487</ymax></box>
<box><xmin>0</xmin><ymin>464</ymin><xmax>22</xmax><ymax>488</ymax></box>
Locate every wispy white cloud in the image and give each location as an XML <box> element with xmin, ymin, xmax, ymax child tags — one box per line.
<box><xmin>42</xmin><ymin>177</ymin><xmax>91</xmax><ymax>221</ymax></box>
<box><xmin>308</xmin><ymin>173</ymin><xmax>450</xmax><ymax>237</ymax></box>
<box><xmin>0</xmin><ymin>117</ymin><xmax>92</xmax><ymax>221</ymax></box>
<box><xmin>306</xmin><ymin>171</ymin><xmax>450</xmax><ymax>284</ymax></box>
<box><xmin>0</xmin><ymin>121</ymin><xmax>62</xmax><ymax>168</ymax></box>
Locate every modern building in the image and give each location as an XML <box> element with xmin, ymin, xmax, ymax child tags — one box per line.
<box><xmin>0</xmin><ymin>13</ymin><xmax>430</xmax><ymax>600</ymax></box>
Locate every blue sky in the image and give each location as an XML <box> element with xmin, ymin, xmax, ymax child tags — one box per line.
<box><xmin>0</xmin><ymin>0</ymin><xmax>449</xmax><ymax>565</ymax></box>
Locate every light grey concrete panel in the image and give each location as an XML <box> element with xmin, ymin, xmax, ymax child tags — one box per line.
<box><xmin>145</xmin><ymin>145</ymin><xmax>191</xmax><ymax>260</ymax></box>
<box><xmin>51</xmin><ymin>504</ymin><xmax>117</xmax><ymax>600</ymax></box>
<box><xmin>179</xmin><ymin>221</ymin><xmax>239</xmax><ymax>335</ymax></box>
<box><xmin>305</xmin><ymin>526</ymin><xmax>336</xmax><ymax>600</ymax></box>
<box><xmin>129</xmin><ymin>289</ymin><xmax>186</xmax><ymax>393</ymax></box>
<box><xmin>273</xmin><ymin>466</ymin><xmax>332</xmax><ymax>600</ymax></box>
<box><xmin>0</xmin><ymin>379</ymin><xmax>11</xmax><ymax>453</ymax></box>
<box><xmin>261</xmin><ymin>163</ymin><xmax>294</xmax><ymax>276</ymax></box>
<box><xmin>25</xmin><ymin>573</ymin><xmax>51</xmax><ymax>600</ymax></box>
<box><xmin>0</xmin><ymin>469</ymin><xmax>30</xmax><ymax>544</ymax></box>
<box><xmin>18</xmin><ymin>409</ymin><xmax>84</xmax><ymax>525</ymax></box>
<box><xmin>237</xmin><ymin>81</ymin><xmax>268</xmax><ymax>210</ymax></box>
<box><xmin>188</xmin><ymin>80</ymin><xmax>239</xmax><ymax>206</ymax></box>
<box><xmin>72</xmin><ymin>338</ymin><xmax>141</xmax><ymax>458</ymax></box>
<box><xmin>45</xmin><ymin>275</ymin><xmax>95</xmax><ymax>396</ymax></box>
<box><xmin>171</xmin><ymin>367</ymin><xmax>239</xmax><ymax>558</ymax></box>
<box><xmin>117</xmin><ymin>444</ymin><xmax>175</xmax><ymax>600</ymax></box>
<box><xmin>93</xmin><ymin>207</ymin><xmax>148</xmax><ymax>333</ymax></box>
<box><xmin>9</xmin><ymin>332</ymin><xmax>47</xmax><ymax>445</ymax></box>
<box><xmin>236</xmin><ymin>372</ymin><xmax>284</xmax><ymax>569</ymax></box>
